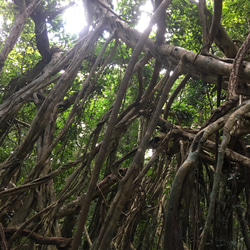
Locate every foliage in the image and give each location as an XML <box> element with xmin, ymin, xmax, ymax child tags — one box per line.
<box><xmin>222</xmin><ymin>0</ymin><xmax>250</xmax><ymax>41</ymax></box>
<box><xmin>166</xmin><ymin>0</ymin><xmax>203</xmax><ymax>51</ymax></box>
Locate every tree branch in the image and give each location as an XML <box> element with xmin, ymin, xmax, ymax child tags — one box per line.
<box><xmin>4</xmin><ymin>227</ymin><xmax>72</xmax><ymax>248</ymax></box>
<box><xmin>0</xmin><ymin>0</ymin><xmax>42</xmax><ymax>73</ymax></box>
<box><xmin>209</xmin><ymin>0</ymin><xmax>222</xmax><ymax>47</ymax></box>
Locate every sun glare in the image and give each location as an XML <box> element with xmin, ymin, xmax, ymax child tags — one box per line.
<box><xmin>63</xmin><ymin>1</ymin><xmax>86</xmax><ymax>35</ymax></box>
<box><xmin>146</xmin><ymin>149</ymin><xmax>153</xmax><ymax>158</ymax></box>
<box><xmin>135</xmin><ymin>0</ymin><xmax>153</xmax><ymax>32</ymax></box>
<box><xmin>62</xmin><ymin>0</ymin><xmax>154</xmax><ymax>35</ymax></box>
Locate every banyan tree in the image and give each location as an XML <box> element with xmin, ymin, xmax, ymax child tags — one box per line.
<box><xmin>0</xmin><ymin>0</ymin><xmax>250</xmax><ymax>249</ymax></box>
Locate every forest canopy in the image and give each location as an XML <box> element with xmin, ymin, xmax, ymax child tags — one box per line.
<box><xmin>0</xmin><ymin>0</ymin><xmax>250</xmax><ymax>249</ymax></box>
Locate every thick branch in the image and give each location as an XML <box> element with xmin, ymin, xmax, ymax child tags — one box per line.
<box><xmin>0</xmin><ymin>0</ymin><xmax>42</xmax><ymax>73</ymax></box>
<box><xmin>31</xmin><ymin>5</ymin><xmax>51</xmax><ymax>61</ymax></box>
<box><xmin>198</xmin><ymin>0</ymin><xmax>209</xmax><ymax>51</ymax></box>
<box><xmin>112</xmin><ymin>15</ymin><xmax>249</xmax><ymax>82</ymax></box>
<box><xmin>209</xmin><ymin>0</ymin><xmax>222</xmax><ymax>46</ymax></box>
<box><xmin>0</xmin><ymin>223</ymin><xmax>7</xmax><ymax>250</ymax></box>
<box><xmin>228</xmin><ymin>32</ymin><xmax>250</xmax><ymax>97</ymax></box>
<box><xmin>4</xmin><ymin>227</ymin><xmax>72</xmax><ymax>248</ymax></box>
